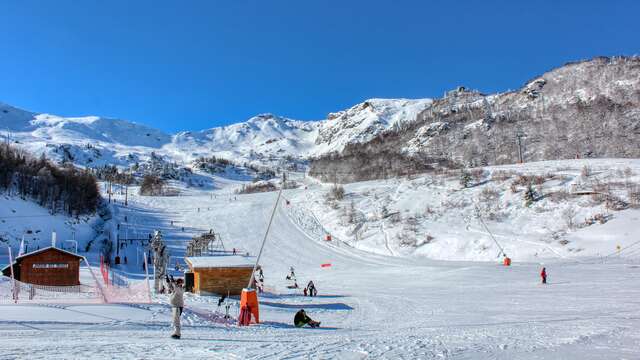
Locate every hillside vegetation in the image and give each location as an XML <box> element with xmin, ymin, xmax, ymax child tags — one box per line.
<box><xmin>0</xmin><ymin>143</ymin><xmax>99</xmax><ymax>215</ymax></box>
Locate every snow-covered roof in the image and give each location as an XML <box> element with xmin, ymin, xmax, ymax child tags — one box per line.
<box><xmin>185</xmin><ymin>255</ymin><xmax>256</xmax><ymax>269</ymax></box>
<box><xmin>15</xmin><ymin>246</ymin><xmax>84</xmax><ymax>260</ymax></box>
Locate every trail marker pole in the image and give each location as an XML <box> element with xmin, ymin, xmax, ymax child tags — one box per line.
<box><xmin>7</xmin><ymin>246</ymin><xmax>17</xmax><ymax>303</ymax></box>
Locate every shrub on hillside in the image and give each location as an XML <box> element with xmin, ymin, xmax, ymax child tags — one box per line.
<box><xmin>236</xmin><ymin>181</ymin><xmax>277</xmax><ymax>194</ymax></box>
<box><xmin>139</xmin><ymin>175</ymin><xmax>166</xmax><ymax>196</ymax></box>
<box><xmin>325</xmin><ymin>184</ymin><xmax>345</xmax><ymax>201</ymax></box>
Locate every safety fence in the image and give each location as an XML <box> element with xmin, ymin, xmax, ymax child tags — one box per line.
<box><xmin>0</xmin><ymin>276</ymin><xmax>103</xmax><ymax>304</ymax></box>
<box><xmin>1</xmin><ymin>255</ymin><xmax>151</xmax><ymax>304</ymax></box>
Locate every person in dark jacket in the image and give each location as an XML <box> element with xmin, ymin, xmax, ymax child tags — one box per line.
<box><xmin>541</xmin><ymin>267</ymin><xmax>547</xmax><ymax>284</ymax></box>
<box><xmin>294</xmin><ymin>309</ymin><xmax>320</xmax><ymax>328</ymax></box>
<box><xmin>306</xmin><ymin>281</ymin><xmax>317</xmax><ymax>297</ymax></box>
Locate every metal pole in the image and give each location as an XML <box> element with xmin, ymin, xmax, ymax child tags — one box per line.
<box><xmin>143</xmin><ymin>251</ymin><xmax>151</xmax><ymax>302</ymax></box>
<box><xmin>7</xmin><ymin>246</ymin><xmax>17</xmax><ymax>303</ymax></box>
<box><xmin>247</xmin><ymin>186</ymin><xmax>283</xmax><ymax>289</ymax></box>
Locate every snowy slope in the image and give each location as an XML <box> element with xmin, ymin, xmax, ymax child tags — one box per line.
<box><xmin>1</xmin><ymin>168</ymin><xmax>638</xmax><ymax>359</ymax></box>
<box><xmin>296</xmin><ymin>158</ymin><xmax>640</xmax><ymax>262</ymax></box>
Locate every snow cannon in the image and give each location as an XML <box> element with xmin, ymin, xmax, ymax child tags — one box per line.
<box><xmin>503</xmin><ymin>256</ymin><xmax>511</xmax><ymax>266</ymax></box>
<box><xmin>238</xmin><ymin>288</ymin><xmax>260</xmax><ymax>325</ymax></box>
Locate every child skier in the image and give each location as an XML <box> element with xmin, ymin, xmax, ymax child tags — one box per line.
<box><xmin>294</xmin><ymin>309</ymin><xmax>320</xmax><ymax>328</ymax></box>
<box><xmin>540</xmin><ymin>267</ymin><xmax>547</xmax><ymax>284</ymax></box>
<box><xmin>165</xmin><ymin>276</ymin><xmax>185</xmax><ymax>339</ymax></box>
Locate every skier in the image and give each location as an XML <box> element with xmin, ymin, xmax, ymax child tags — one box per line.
<box><xmin>294</xmin><ymin>309</ymin><xmax>320</xmax><ymax>328</ymax></box>
<box><xmin>306</xmin><ymin>281</ymin><xmax>317</xmax><ymax>297</ymax></box>
<box><xmin>286</xmin><ymin>266</ymin><xmax>295</xmax><ymax>280</ymax></box>
<box><xmin>541</xmin><ymin>267</ymin><xmax>547</xmax><ymax>284</ymax></box>
<box><xmin>165</xmin><ymin>276</ymin><xmax>185</xmax><ymax>339</ymax></box>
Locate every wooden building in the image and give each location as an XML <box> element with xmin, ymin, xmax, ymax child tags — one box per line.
<box><xmin>1</xmin><ymin>247</ymin><xmax>82</xmax><ymax>286</ymax></box>
<box><xmin>185</xmin><ymin>255</ymin><xmax>255</xmax><ymax>296</ymax></box>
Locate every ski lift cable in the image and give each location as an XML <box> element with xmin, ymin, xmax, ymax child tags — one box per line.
<box><xmin>247</xmin><ymin>184</ymin><xmax>283</xmax><ymax>289</ymax></box>
<box><xmin>473</xmin><ymin>203</ymin><xmax>506</xmax><ymax>257</ymax></box>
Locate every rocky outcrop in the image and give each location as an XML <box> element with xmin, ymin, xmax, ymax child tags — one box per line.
<box><xmin>310</xmin><ymin>56</ymin><xmax>640</xmax><ymax>183</ymax></box>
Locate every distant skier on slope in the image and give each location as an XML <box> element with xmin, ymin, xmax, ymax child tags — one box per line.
<box><xmin>540</xmin><ymin>267</ymin><xmax>547</xmax><ymax>284</ymax></box>
<box><xmin>306</xmin><ymin>281</ymin><xmax>317</xmax><ymax>297</ymax></box>
<box><xmin>294</xmin><ymin>309</ymin><xmax>320</xmax><ymax>328</ymax></box>
<box><xmin>165</xmin><ymin>276</ymin><xmax>185</xmax><ymax>339</ymax></box>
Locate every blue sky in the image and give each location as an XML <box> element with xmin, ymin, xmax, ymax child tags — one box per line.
<box><xmin>0</xmin><ymin>1</ymin><xmax>638</xmax><ymax>132</ymax></box>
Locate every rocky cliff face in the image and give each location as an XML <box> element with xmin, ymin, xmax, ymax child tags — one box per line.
<box><xmin>310</xmin><ymin>56</ymin><xmax>640</xmax><ymax>183</ymax></box>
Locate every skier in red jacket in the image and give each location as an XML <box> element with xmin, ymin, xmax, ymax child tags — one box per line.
<box><xmin>540</xmin><ymin>267</ymin><xmax>547</xmax><ymax>284</ymax></box>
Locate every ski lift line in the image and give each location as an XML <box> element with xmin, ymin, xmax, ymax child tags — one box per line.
<box><xmin>602</xmin><ymin>239</ymin><xmax>640</xmax><ymax>258</ymax></box>
<box><xmin>473</xmin><ymin>204</ymin><xmax>506</xmax><ymax>257</ymax></box>
<box><xmin>247</xmin><ymin>186</ymin><xmax>283</xmax><ymax>289</ymax></box>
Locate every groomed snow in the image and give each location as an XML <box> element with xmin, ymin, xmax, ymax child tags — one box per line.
<box><xmin>185</xmin><ymin>255</ymin><xmax>256</xmax><ymax>269</ymax></box>
<box><xmin>0</xmin><ymin>160</ymin><xmax>639</xmax><ymax>359</ymax></box>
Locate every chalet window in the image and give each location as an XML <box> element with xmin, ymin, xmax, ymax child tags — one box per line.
<box><xmin>32</xmin><ymin>263</ymin><xmax>69</xmax><ymax>269</ymax></box>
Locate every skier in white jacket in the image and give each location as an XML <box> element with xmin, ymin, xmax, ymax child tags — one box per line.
<box><xmin>165</xmin><ymin>276</ymin><xmax>185</xmax><ymax>339</ymax></box>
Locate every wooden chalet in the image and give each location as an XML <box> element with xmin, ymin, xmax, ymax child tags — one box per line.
<box><xmin>185</xmin><ymin>255</ymin><xmax>255</xmax><ymax>296</ymax></box>
<box><xmin>1</xmin><ymin>247</ymin><xmax>83</xmax><ymax>286</ymax></box>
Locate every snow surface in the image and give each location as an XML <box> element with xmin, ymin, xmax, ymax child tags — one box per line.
<box><xmin>1</xmin><ymin>160</ymin><xmax>639</xmax><ymax>359</ymax></box>
<box><xmin>185</xmin><ymin>255</ymin><xmax>256</xmax><ymax>268</ymax></box>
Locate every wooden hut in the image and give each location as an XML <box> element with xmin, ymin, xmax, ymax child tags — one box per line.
<box><xmin>185</xmin><ymin>255</ymin><xmax>255</xmax><ymax>296</ymax></box>
<box><xmin>1</xmin><ymin>247</ymin><xmax>82</xmax><ymax>286</ymax></box>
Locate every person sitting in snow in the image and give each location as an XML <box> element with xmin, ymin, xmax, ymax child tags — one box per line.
<box><xmin>294</xmin><ymin>309</ymin><xmax>320</xmax><ymax>328</ymax></box>
<box><xmin>164</xmin><ymin>276</ymin><xmax>185</xmax><ymax>339</ymax></box>
<box><xmin>540</xmin><ymin>267</ymin><xmax>547</xmax><ymax>284</ymax></box>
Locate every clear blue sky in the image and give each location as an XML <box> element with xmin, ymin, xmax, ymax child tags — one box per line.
<box><xmin>0</xmin><ymin>1</ymin><xmax>638</xmax><ymax>133</ymax></box>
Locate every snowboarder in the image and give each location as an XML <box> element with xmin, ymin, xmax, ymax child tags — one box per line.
<box><xmin>303</xmin><ymin>287</ymin><xmax>307</xmax><ymax>296</ymax></box>
<box><xmin>541</xmin><ymin>267</ymin><xmax>547</xmax><ymax>284</ymax></box>
<box><xmin>294</xmin><ymin>309</ymin><xmax>320</xmax><ymax>328</ymax></box>
<box><xmin>165</xmin><ymin>276</ymin><xmax>185</xmax><ymax>339</ymax></box>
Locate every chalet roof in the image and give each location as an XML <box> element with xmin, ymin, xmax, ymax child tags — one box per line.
<box><xmin>15</xmin><ymin>246</ymin><xmax>83</xmax><ymax>260</ymax></box>
<box><xmin>185</xmin><ymin>255</ymin><xmax>256</xmax><ymax>269</ymax></box>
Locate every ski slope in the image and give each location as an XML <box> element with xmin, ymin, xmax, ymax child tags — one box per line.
<box><xmin>1</xmin><ymin>176</ymin><xmax>639</xmax><ymax>359</ymax></box>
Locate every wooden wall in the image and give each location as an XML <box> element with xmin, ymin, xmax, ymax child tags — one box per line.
<box><xmin>18</xmin><ymin>250</ymin><xmax>81</xmax><ymax>286</ymax></box>
<box><xmin>193</xmin><ymin>267</ymin><xmax>253</xmax><ymax>296</ymax></box>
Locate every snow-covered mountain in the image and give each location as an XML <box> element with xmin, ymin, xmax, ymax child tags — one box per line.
<box><xmin>3</xmin><ymin>56</ymin><xmax>639</xmax><ymax>178</ymax></box>
<box><xmin>0</xmin><ymin>97</ymin><xmax>430</xmax><ymax>169</ymax></box>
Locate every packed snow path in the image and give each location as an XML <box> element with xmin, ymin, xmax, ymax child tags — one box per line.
<box><xmin>1</xmin><ymin>186</ymin><xmax>639</xmax><ymax>359</ymax></box>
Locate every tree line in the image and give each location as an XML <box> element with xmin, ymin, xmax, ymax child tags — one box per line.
<box><xmin>0</xmin><ymin>143</ymin><xmax>100</xmax><ymax>215</ymax></box>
